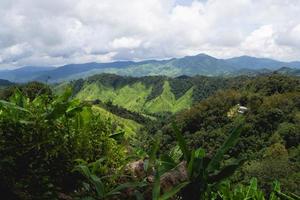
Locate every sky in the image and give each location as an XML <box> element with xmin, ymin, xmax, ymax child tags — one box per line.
<box><xmin>1</xmin><ymin>0</ymin><xmax>300</xmax><ymax>68</ymax></box>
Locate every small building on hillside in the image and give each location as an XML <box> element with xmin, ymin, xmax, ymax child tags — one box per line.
<box><xmin>238</xmin><ymin>105</ymin><xmax>248</xmax><ymax>114</ymax></box>
<box><xmin>227</xmin><ymin>104</ymin><xmax>248</xmax><ymax>118</ymax></box>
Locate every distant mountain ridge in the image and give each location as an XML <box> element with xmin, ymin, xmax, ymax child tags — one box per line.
<box><xmin>1</xmin><ymin>54</ymin><xmax>300</xmax><ymax>82</ymax></box>
<box><xmin>0</xmin><ymin>79</ymin><xmax>13</xmax><ymax>87</ymax></box>
<box><xmin>0</xmin><ymin>66</ymin><xmax>55</xmax><ymax>82</ymax></box>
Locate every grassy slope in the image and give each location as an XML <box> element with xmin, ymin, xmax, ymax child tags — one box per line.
<box><xmin>76</xmin><ymin>83</ymin><xmax>116</xmax><ymax>102</ymax></box>
<box><xmin>75</xmin><ymin>81</ymin><xmax>193</xmax><ymax>114</ymax></box>
<box><xmin>52</xmin><ymin>82</ymin><xmax>70</xmax><ymax>95</ymax></box>
<box><xmin>92</xmin><ymin>106</ymin><xmax>142</xmax><ymax>137</ymax></box>
<box><xmin>144</xmin><ymin>81</ymin><xmax>193</xmax><ymax>113</ymax></box>
<box><xmin>112</xmin><ymin>83</ymin><xmax>152</xmax><ymax>111</ymax></box>
<box><xmin>76</xmin><ymin>82</ymin><xmax>152</xmax><ymax>112</ymax></box>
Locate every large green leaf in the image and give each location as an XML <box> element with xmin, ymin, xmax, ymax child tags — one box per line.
<box><xmin>0</xmin><ymin>100</ymin><xmax>31</xmax><ymax>113</ymax></box>
<box><xmin>275</xmin><ymin>191</ymin><xmax>298</xmax><ymax>200</ymax></box>
<box><xmin>159</xmin><ymin>181</ymin><xmax>189</xmax><ymax>200</ymax></box>
<box><xmin>172</xmin><ymin>122</ymin><xmax>190</xmax><ymax>162</ymax></box>
<box><xmin>152</xmin><ymin>170</ymin><xmax>161</xmax><ymax>200</ymax></box>
<box><xmin>9</xmin><ymin>89</ymin><xmax>25</xmax><ymax>107</ymax></box>
<box><xmin>66</xmin><ymin>99</ymin><xmax>84</xmax><ymax>116</ymax></box>
<box><xmin>46</xmin><ymin>102</ymin><xmax>68</xmax><ymax>120</ymax></box>
<box><xmin>108</xmin><ymin>182</ymin><xmax>147</xmax><ymax>197</ymax></box>
<box><xmin>146</xmin><ymin>137</ymin><xmax>160</xmax><ymax>173</ymax></box>
<box><xmin>159</xmin><ymin>154</ymin><xmax>177</xmax><ymax>174</ymax></box>
<box><xmin>245</xmin><ymin>178</ymin><xmax>258</xmax><ymax>199</ymax></box>
<box><xmin>109</xmin><ymin>131</ymin><xmax>125</xmax><ymax>142</ymax></box>
<box><xmin>208</xmin><ymin>159</ymin><xmax>244</xmax><ymax>183</ymax></box>
<box><xmin>187</xmin><ymin>150</ymin><xmax>195</xmax><ymax>178</ymax></box>
<box><xmin>90</xmin><ymin>174</ymin><xmax>105</xmax><ymax>198</ymax></box>
<box><xmin>195</xmin><ymin>147</ymin><xmax>205</xmax><ymax>159</ymax></box>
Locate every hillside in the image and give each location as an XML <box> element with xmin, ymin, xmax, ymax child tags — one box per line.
<box><xmin>225</xmin><ymin>56</ymin><xmax>297</xmax><ymax>69</ymax></box>
<box><xmin>2</xmin><ymin>54</ymin><xmax>300</xmax><ymax>83</ymax></box>
<box><xmin>92</xmin><ymin>106</ymin><xmax>142</xmax><ymax>137</ymax></box>
<box><xmin>145</xmin><ymin>74</ymin><xmax>300</xmax><ymax>194</ymax></box>
<box><xmin>61</xmin><ymin>73</ymin><xmax>251</xmax><ymax>114</ymax></box>
<box><xmin>275</xmin><ymin>67</ymin><xmax>300</xmax><ymax>76</ymax></box>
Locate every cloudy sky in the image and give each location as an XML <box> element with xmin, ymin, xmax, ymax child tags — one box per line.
<box><xmin>1</xmin><ymin>0</ymin><xmax>300</xmax><ymax>68</ymax></box>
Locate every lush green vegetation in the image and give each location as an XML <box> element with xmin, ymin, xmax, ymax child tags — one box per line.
<box><xmin>60</xmin><ymin>73</ymin><xmax>251</xmax><ymax>114</ymax></box>
<box><xmin>143</xmin><ymin>74</ymin><xmax>300</xmax><ymax>195</ymax></box>
<box><xmin>0</xmin><ymin>74</ymin><xmax>299</xmax><ymax>199</ymax></box>
<box><xmin>0</xmin><ymin>87</ymin><xmax>127</xmax><ymax>199</ymax></box>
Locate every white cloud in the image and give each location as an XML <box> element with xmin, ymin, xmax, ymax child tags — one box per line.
<box><xmin>276</xmin><ymin>24</ymin><xmax>300</xmax><ymax>49</ymax></box>
<box><xmin>110</xmin><ymin>37</ymin><xmax>142</xmax><ymax>49</ymax></box>
<box><xmin>1</xmin><ymin>0</ymin><xmax>300</xmax><ymax>68</ymax></box>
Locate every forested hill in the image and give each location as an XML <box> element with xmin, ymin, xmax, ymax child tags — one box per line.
<box><xmin>142</xmin><ymin>74</ymin><xmax>300</xmax><ymax>194</ymax></box>
<box><xmin>57</xmin><ymin>73</ymin><xmax>251</xmax><ymax>114</ymax></box>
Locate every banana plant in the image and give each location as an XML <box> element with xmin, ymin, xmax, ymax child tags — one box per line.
<box><xmin>172</xmin><ymin>118</ymin><xmax>245</xmax><ymax>200</ymax></box>
<box><xmin>134</xmin><ymin>136</ymin><xmax>189</xmax><ymax>200</ymax></box>
<box><xmin>270</xmin><ymin>181</ymin><xmax>300</xmax><ymax>200</ymax></box>
<box><xmin>74</xmin><ymin>159</ymin><xmax>147</xmax><ymax>200</ymax></box>
<box><xmin>214</xmin><ymin>178</ymin><xmax>300</xmax><ymax>200</ymax></box>
<box><xmin>216</xmin><ymin>178</ymin><xmax>265</xmax><ymax>200</ymax></box>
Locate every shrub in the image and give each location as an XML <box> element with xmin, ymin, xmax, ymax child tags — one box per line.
<box><xmin>0</xmin><ymin>88</ymin><xmax>126</xmax><ymax>199</ymax></box>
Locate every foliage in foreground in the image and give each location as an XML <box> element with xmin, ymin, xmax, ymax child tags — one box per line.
<box><xmin>0</xmin><ymin>88</ymin><xmax>126</xmax><ymax>199</ymax></box>
<box><xmin>75</xmin><ymin>118</ymin><xmax>299</xmax><ymax>200</ymax></box>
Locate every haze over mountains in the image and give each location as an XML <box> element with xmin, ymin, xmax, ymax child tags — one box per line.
<box><xmin>1</xmin><ymin>54</ymin><xmax>300</xmax><ymax>83</ymax></box>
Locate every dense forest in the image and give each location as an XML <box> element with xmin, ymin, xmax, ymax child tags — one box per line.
<box><xmin>0</xmin><ymin>73</ymin><xmax>299</xmax><ymax>200</ymax></box>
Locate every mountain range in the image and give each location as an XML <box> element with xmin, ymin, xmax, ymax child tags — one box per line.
<box><xmin>1</xmin><ymin>54</ymin><xmax>300</xmax><ymax>83</ymax></box>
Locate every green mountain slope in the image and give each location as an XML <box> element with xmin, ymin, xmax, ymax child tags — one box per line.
<box><xmin>75</xmin><ymin>80</ymin><xmax>193</xmax><ymax>113</ymax></box>
<box><xmin>61</xmin><ymin>73</ymin><xmax>255</xmax><ymax>114</ymax></box>
<box><xmin>76</xmin><ymin>82</ymin><xmax>152</xmax><ymax>112</ymax></box>
<box><xmin>92</xmin><ymin>106</ymin><xmax>142</xmax><ymax>137</ymax></box>
<box><xmin>144</xmin><ymin>81</ymin><xmax>193</xmax><ymax>113</ymax></box>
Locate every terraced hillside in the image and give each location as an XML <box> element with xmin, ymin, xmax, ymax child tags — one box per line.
<box><xmin>59</xmin><ymin>73</ymin><xmax>251</xmax><ymax>114</ymax></box>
